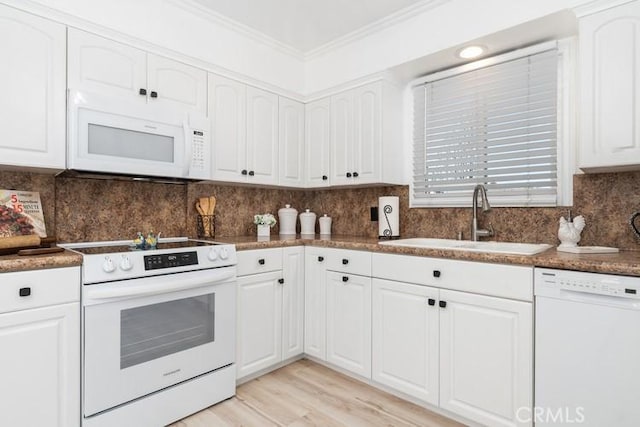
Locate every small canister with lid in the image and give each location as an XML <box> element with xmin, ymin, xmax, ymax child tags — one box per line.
<box><xmin>299</xmin><ymin>208</ymin><xmax>317</xmax><ymax>236</ymax></box>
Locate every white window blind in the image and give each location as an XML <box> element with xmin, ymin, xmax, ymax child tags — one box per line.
<box><xmin>412</xmin><ymin>48</ymin><xmax>559</xmax><ymax>207</ymax></box>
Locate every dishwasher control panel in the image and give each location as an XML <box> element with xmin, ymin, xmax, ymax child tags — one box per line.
<box><xmin>536</xmin><ymin>268</ymin><xmax>640</xmax><ymax>299</ymax></box>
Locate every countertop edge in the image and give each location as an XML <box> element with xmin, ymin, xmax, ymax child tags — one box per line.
<box><xmin>0</xmin><ymin>250</ymin><xmax>83</xmax><ymax>274</ymax></box>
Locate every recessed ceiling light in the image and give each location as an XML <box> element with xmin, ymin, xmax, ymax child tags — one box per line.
<box><xmin>457</xmin><ymin>45</ymin><xmax>486</xmax><ymax>59</ymax></box>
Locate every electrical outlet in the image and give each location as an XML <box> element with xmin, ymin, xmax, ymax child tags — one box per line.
<box><xmin>370</xmin><ymin>206</ymin><xmax>378</xmax><ymax>221</ymax></box>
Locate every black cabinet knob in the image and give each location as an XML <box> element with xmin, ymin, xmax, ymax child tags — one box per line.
<box><xmin>439</xmin><ymin>300</ymin><xmax>447</xmax><ymax>308</ymax></box>
<box><xmin>258</xmin><ymin>258</ymin><xmax>265</xmax><ymax>265</ymax></box>
<box><xmin>241</xmin><ymin>169</ymin><xmax>248</xmax><ymax>175</ymax></box>
<box><xmin>433</xmin><ymin>270</ymin><xmax>441</xmax><ymax>278</ymax></box>
<box><xmin>150</xmin><ymin>91</ymin><xmax>158</xmax><ymax>98</ymax></box>
<box><xmin>428</xmin><ymin>298</ymin><xmax>436</xmax><ymax>306</ymax></box>
<box><xmin>322</xmin><ymin>175</ymin><xmax>328</xmax><ymax>181</ymax></box>
<box><xmin>346</xmin><ymin>172</ymin><xmax>352</xmax><ymax>178</ymax></box>
<box><xmin>278</xmin><ymin>278</ymin><xmax>284</xmax><ymax>284</ymax></box>
<box><xmin>342</xmin><ymin>276</ymin><xmax>349</xmax><ymax>282</ymax></box>
<box><xmin>342</xmin><ymin>259</ymin><xmax>349</xmax><ymax>265</ymax></box>
<box><xmin>318</xmin><ymin>256</ymin><xmax>324</xmax><ymax>262</ymax></box>
<box><xmin>19</xmin><ymin>287</ymin><xmax>31</xmax><ymax>297</ymax></box>
<box><xmin>353</xmin><ymin>172</ymin><xmax>359</xmax><ymax>178</ymax></box>
<box><xmin>248</xmin><ymin>170</ymin><xmax>255</xmax><ymax>176</ymax></box>
<box><xmin>139</xmin><ymin>88</ymin><xmax>147</xmax><ymax>95</ymax></box>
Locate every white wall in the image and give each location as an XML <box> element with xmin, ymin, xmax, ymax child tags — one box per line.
<box><xmin>4</xmin><ymin>0</ymin><xmax>305</xmax><ymax>95</ymax></box>
<box><xmin>304</xmin><ymin>0</ymin><xmax>593</xmax><ymax>94</ymax></box>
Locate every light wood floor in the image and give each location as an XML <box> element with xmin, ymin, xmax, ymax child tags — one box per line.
<box><xmin>170</xmin><ymin>359</ymin><xmax>464</xmax><ymax>427</ymax></box>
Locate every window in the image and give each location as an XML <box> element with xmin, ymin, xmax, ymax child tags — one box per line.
<box><xmin>411</xmin><ymin>41</ymin><xmax>573</xmax><ymax>207</ymax></box>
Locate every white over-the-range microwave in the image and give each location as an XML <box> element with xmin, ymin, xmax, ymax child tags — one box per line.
<box><xmin>67</xmin><ymin>89</ymin><xmax>210</xmax><ymax>181</ymax></box>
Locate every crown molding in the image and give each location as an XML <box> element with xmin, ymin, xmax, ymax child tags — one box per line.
<box><xmin>572</xmin><ymin>0</ymin><xmax>635</xmax><ymax>17</ymax></box>
<box><xmin>303</xmin><ymin>0</ymin><xmax>453</xmax><ymax>60</ymax></box>
<box><xmin>166</xmin><ymin>0</ymin><xmax>305</xmax><ymax>60</ymax></box>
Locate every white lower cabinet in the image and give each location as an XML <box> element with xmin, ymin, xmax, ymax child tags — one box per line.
<box><xmin>236</xmin><ymin>247</ymin><xmax>304</xmax><ymax>380</ymax></box>
<box><xmin>0</xmin><ymin>267</ymin><xmax>80</xmax><ymax>427</ymax></box>
<box><xmin>303</xmin><ymin>247</ymin><xmax>328</xmax><ymax>359</ymax></box>
<box><xmin>372</xmin><ymin>278</ymin><xmax>439</xmax><ymax>406</ymax></box>
<box><xmin>326</xmin><ymin>271</ymin><xmax>371</xmax><ymax>378</ymax></box>
<box><xmin>438</xmin><ymin>289</ymin><xmax>532</xmax><ymax>427</ymax></box>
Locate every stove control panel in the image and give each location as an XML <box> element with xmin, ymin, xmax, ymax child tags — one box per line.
<box><xmin>144</xmin><ymin>251</ymin><xmax>199</xmax><ymax>270</ymax></box>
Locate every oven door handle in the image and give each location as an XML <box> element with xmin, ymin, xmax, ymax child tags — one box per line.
<box><xmin>85</xmin><ymin>269</ymin><xmax>235</xmax><ymax>301</ymax></box>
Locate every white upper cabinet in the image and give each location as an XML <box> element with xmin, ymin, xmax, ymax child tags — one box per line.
<box><xmin>330</xmin><ymin>81</ymin><xmax>404</xmax><ymax>186</ymax></box>
<box><xmin>279</xmin><ymin>97</ymin><xmax>305</xmax><ymax>187</ymax></box>
<box><xmin>579</xmin><ymin>0</ymin><xmax>640</xmax><ymax>172</ymax></box>
<box><xmin>68</xmin><ymin>29</ymin><xmax>206</xmax><ymax>114</ymax></box>
<box><xmin>247</xmin><ymin>86</ymin><xmax>279</xmax><ymax>185</ymax></box>
<box><xmin>0</xmin><ymin>5</ymin><xmax>66</xmax><ymax>171</ymax></box>
<box><xmin>305</xmin><ymin>97</ymin><xmax>331</xmax><ymax>187</ymax></box>
<box><xmin>209</xmin><ymin>74</ymin><xmax>247</xmax><ymax>181</ymax></box>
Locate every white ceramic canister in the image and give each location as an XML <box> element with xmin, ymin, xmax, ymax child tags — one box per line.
<box><xmin>299</xmin><ymin>208</ymin><xmax>317</xmax><ymax>235</ymax></box>
<box><xmin>319</xmin><ymin>214</ymin><xmax>332</xmax><ymax>235</ymax></box>
<box><xmin>278</xmin><ymin>204</ymin><xmax>298</xmax><ymax>235</ymax></box>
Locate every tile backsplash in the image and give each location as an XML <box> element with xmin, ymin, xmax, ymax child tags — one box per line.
<box><xmin>1</xmin><ymin>171</ymin><xmax>639</xmax><ymax>250</ymax></box>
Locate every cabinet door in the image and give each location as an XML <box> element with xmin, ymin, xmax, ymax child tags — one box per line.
<box><xmin>236</xmin><ymin>271</ymin><xmax>282</xmax><ymax>379</ymax></box>
<box><xmin>279</xmin><ymin>97</ymin><xmax>305</xmax><ymax>187</ymax></box>
<box><xmin>353</xmin><ymin>82</ymin><xmax>381</xmax><ymax>184</ymax></box>
<box><xmin>282</xmin><ymin>247</ymin><xmax>304</xmax><ymax>360</ymax></box>
<box><xmin>68</xmin><ymin>28</ymin><xmax>146</xmax><ymax>102</ymax></box>
<box><xmin>0</xmin><ymin>302</ymin><xmax>80</xmax><ymax>427</ymax></box>
<box><xmin>247</xmin><ymin>86</ymin><xmax>279</xmax><ymax>185</ymax></box>
<box><xmin>147</xmin><ymin>54</ymin><xmax>206</xmax><ymax>114</ymax></box>
<box><xmin>0</xmin><ymin>5</ymin><xmax>66</xmax><ymax>170</ymax></box>
<box><xmin>579</xmin><ymin>1</ymin><xmax>640</xmax><ymax>171</ymax></box>
<box><xmin>326</xmin><ymin>271</ymin><xmax>371</xmax><ymax>378</ymax></box>
<box><xmin>372</xmin><ymin>279</ymin><xmax>439</xmax><ymax>406</ymax></box>
<box><xmin>305</xmin><ymin>97</ymin><xmax>331</xmax><ymax>187</ymax></box>
<box><xmin>439</xmin><ymin>289</ymin><xmax>532</xmax><ymax>427</ymax></box>
<box><xmin>208</xmin><ymin>73</ymin><xmax>247</xmax><ymax>182</ymax></box>
<box><xmin>304</xmin><ymin>248</ymin><xmax>327</xmax><ymax>360</ymax></box>
<box><xmin>330</xmin><ymin>91</ymin><xmax>355</xmax><ymax>186</ymax></box>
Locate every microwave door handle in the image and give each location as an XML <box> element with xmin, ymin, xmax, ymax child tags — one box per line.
<box><xmin>85</xmin><ymin>268</ymin><xmax>236</xmax><ymax>301</ymax></box>
<box><xmin>183</xmin><ymin>118</ymin><xmax>192</xmax><ymax>177</ymax></box>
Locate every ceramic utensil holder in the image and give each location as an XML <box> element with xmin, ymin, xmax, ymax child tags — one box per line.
<box><xmin>378</xmin><ymin>196</ymin><xmax>399</xmax><ymax>238</ymax></box>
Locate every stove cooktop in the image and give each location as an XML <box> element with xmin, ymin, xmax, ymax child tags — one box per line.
<box><xmin>71</xmin><ymin>240</ymin><xmax>217</xmax><ymax>255</ymax></box>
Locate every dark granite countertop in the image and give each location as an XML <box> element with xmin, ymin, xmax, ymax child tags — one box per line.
<box><xmin>0</xmin><ymin>250</ymin><xmax>83</xmax><ymax>274</ymax></box>
<box><xmin>211</xmin><ymin>234</ymin><xmax>640</xmax><ymax>277</ymax></box>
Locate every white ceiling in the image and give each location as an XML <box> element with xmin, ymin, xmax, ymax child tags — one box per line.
<box><xmin>192</xmin><ymin>0</ymin><xmax>429</xmax><ymax>53</ymax></box>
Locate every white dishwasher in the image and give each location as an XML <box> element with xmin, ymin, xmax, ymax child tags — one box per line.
<box><xmin>534</xmin><ymin>268</ymin><xmax>640</xmax><ymax>426</ymax></box>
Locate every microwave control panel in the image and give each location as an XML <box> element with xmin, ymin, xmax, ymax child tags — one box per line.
<box><xmin>191</xmin><ymin>129</ymin><xmax>206</xmax><ymax>172</ymax></box>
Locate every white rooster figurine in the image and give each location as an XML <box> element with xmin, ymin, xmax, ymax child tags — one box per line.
<box><xmin>558</xmin><ymin>214</ymin><xmax>586</xmax><ymax>248</ymax></box>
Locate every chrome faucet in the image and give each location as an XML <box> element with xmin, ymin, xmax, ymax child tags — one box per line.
<box><xmin>471</xmin><ymin>184</ymin><xmax>494</xmax><ymax>241</ymax></box>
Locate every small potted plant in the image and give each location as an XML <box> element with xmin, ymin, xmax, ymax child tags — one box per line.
<box><xmin>254</xmin><ymin>213</ymin><xmax>277</xmax><ymax>237</ymax></box>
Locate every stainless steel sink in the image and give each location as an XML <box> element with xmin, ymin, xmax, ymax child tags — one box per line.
<box><xmin>378</xmin><ymin>238</ymin><xmax>552</xmax><ymax>256</ymax></box>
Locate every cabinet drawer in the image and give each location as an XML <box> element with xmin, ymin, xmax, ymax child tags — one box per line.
<box><xmin>325</xmin><ymin>248</ymin><xmax>371</xmax><ymax>276</ymax></box>
<box><xmin>372</xmin><ymin>253</ymin><xmax>533</xmax><ymax>301</ymax></box>
<box><xmin>237</xmin><ymin>248</ymin><xmax>283</xmax><ymax>276</ymax></box>
<box><xmin>0</xmin><ymin>267</ymin><xmax>80</xmax><ymax>314</ymax></box>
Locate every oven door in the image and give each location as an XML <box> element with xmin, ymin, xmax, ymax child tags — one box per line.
<box><xmin>83</xmin><ymin>269</ymin><xmax>235</xmax><ymax>417</ymax></box>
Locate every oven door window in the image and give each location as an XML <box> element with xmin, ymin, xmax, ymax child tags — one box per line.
<box><xmin>120</xmin><ymin>293</ymin><xmax>214</xmax><ymax>369</ymax></box>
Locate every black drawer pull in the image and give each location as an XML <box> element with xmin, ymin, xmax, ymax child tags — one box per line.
<box><xmin>342</xmin><ymin>276</ymin><xmax>349</xmax><ymax>282</ymax></box>
<box><xmin>278</xmin><ymin>278</ymin><xmax>284</xmax><ymax>284</ymax></box>
<box><xmin>258</xmin><ymin>259</ymin><xmax>265</xmax><ymax>265</ymax></box>
<box><xmin>241</xmin><ymin>169</ymin><xmax>248</xmax><ymax>175</ymax></box>
<box><xmin>19</xmin><ymin>287</ymin><xmax>31</xmax><ymax>297</ymax></box>
<box><xmin>346</xmin><ymin>172</ymin><xmax>352</xmax><ymax>178</ymax></box>
<box><xmin>318</xmin><ymin>256</ymin><xmax>324</xmax><ymax>262</ymax></box>
<box><xmin>433</xmin><ymin>270</ymin><xmax>441</xmax><ymax>278</ymax></box>
<box><xmin>439</xmin><ymin>300</ymin><xmax>447</xmax><ymax>308</ymax></box>
<box><xmin>139</xmin><ymin>88</ymin><xmax>147</xmax><ymax>95</ymax></box>
<box><xmin>150</xmin><ymin>91</ymin><xmax>158</xmax><ymax>98</ymax></box>
<box><xmin>248</xmin><ymin>170</ymin><xmax>255</xmax><ymax>176</ymax></box>
<box><xmin>322</xmin><ymin>175</ymin><xmax>328</xmax><ymax>181</ymax></box>
<box><xmin>353</xmin><ymin>172</ymin><xmax>359</xmax><ymax>178</ymax></box>
<box><xmin>428</xmin><ymin>298</ymin><xmax>435</xmax><ymax>306</ymax></box>
<box><xmin>342</xmin><ymin>259</ymin><xmax>349</xmax><ymax>265</ymax></box>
